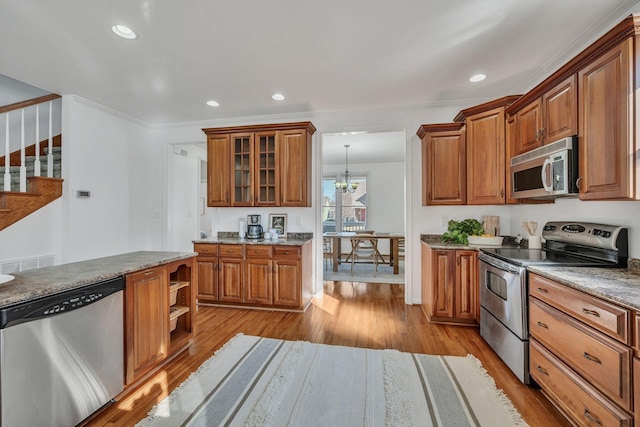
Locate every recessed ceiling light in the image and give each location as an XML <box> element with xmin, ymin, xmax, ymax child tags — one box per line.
<box><xmin>111</xmin><ymin>25</ymin><xmax>137</xmax><ymax>40</ymax></box>
<box><xmin>272</xmin><ymin>93</ymin><xmax>285</xmax><ymax>101</ymax></box>
<box><xmin>469</xmin><ymin>73</ymin><xmax>487</xmax><ymax>83</ymax></box>
<box><xmin>206</xmin><ymin>100</ymin><xmax>220</xmax><ymax>107</ymax></box>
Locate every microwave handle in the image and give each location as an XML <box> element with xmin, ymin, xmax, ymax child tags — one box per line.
<box><xmin>541</xmin><ymin>158</ymin><xmax>553</xmax><ymax>191</ymax></box>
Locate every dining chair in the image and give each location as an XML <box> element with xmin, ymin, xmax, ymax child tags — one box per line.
<box><xmin>323</xmin><ymin>237</ymin><xmax>333</xmax><ymax>271</ymax></box>
<box><xmin>350</xmin><ymin>234</ymin><xmax>378</xmax><ymax>276</ymax></box>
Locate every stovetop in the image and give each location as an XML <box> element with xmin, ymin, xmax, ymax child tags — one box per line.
<box><xmin>478</xmin><ymin>247</ymin><xmax>618</xmax><ymax>268</ymax></box>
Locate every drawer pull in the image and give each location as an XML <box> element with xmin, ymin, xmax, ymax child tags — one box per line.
<box><xmin>282</xmin><ymin>251</ymin><xmax>289</xmax><ymax>255</ymax></box>
<box><xmin>144</xmin><ymin>270</ymin><xmax>155</xmax><ymax>276</ymax></box>
<box><xmin>581</xmin><ymin>308</ymin><xmax>600</xmax><ymax>317</ymax></box>
<box><xmin>583</xmin><ymin>409</ymin><xmax>602</xmax><ymax>426</ymax></box>
<box><xmin>536</xmin><ymin>365</ymin><xmax>549</xmax><ymax>376</ymax></box>
<box><xmin>536</xmin><ymin>321</ymin><xmax>549</xmax><ymax>329</ymax></box>
<box><xmin>536</xmin><ymin>287</ymin><xmax>548</xmax><ymax>293</ymax></box>
<box><xmin>583</xmin><ymin>352</ymin><xmax>602</xmax><ymax>365</ymax></box>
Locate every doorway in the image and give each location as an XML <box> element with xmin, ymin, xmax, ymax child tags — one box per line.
<box><xmin>321</xmin><ymin>131</ymin><xmax>406</xmax><ymax>285</ymax></box>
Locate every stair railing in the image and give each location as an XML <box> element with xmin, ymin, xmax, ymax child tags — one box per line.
<box><xmin>0</xmin><ymin>94</ymin><xmax>61</xmax><ymax>192</ymax></box>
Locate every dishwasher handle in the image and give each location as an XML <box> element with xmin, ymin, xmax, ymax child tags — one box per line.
<box><xmin>0</xmin><ymin>276</ymin><xmax>124</xmax><ymax>329</ymax></box>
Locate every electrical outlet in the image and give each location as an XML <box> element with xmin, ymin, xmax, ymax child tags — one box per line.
<box><xmin>441</xmin><ymin>216</ymin><xmax>449</xmax><ymax>227</ymax></box>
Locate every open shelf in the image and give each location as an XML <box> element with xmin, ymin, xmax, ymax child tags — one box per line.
<box><xmin>169</xmin><ymin>305</ymin><xmax>190</xmax><ymax>332</ymax></box>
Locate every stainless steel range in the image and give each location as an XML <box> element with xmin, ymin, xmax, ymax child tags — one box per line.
<box><xmin>478</xmin><ymin>221</ymin><xmax>628</xmax><ymax>384</ymax></box>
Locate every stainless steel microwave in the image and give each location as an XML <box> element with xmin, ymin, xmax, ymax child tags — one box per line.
<box><xmin>510</xmin><ymin>136</ymin><xmax>578</xmax><ymax>199</ymax></box>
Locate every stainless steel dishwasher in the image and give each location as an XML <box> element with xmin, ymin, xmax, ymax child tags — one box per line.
<box><xmin>0</xmin><ymin>276</ymin><xmax>125</xmax><ymax>427</ymax></box>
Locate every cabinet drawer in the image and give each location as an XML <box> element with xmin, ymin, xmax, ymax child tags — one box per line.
<box><xmin>194</xmin><ymin>243</ymin><xmax>218</xmax><ymax>256</ymax></box>
<box><xmin>530</xmin><ymin>339</ymin><xmax>632</xmax><ymax>427</ymax></box>
<box><xmin>273</xmin><ymin>246</ymin><xmax>301</xmax><ymax>258</ymax></box>
<box><xmin>530</xmin><ymin>297</ymin><xmax>632</xmax><ymax>410</ymax></box>
<box><xmin>245</xmin><ymin>245</ymin><xmax>272</xmax><ymax>258</ymax></box>
<box><xmin>530</xmin><ymin>273</ymin><xmax>631</xmax><ymax>344</ymax></box>
<box><xmin>219</xmin><ymin>244</ymin><xmax>244</xmax><ymax>257</ymax></box>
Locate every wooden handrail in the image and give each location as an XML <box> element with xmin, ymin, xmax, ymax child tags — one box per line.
<box><xmin>0</xmin><ymin>94</ymin><xmax>61</xmax><ymax>115</ymax></box>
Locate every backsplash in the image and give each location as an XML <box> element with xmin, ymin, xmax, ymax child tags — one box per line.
<box><xmin>628</xmin><ymin>259</ymin><xmax>640</xmax><ymax>274</ymax></box>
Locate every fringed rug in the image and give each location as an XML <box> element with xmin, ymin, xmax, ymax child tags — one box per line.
<box><xmin>137</xmin><ymin>334</ymin><xmax>527</xmax><ymax>427</ymax></box>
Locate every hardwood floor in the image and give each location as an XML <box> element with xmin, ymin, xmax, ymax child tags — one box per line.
<box><xmin>89</xmin><ymin>281</ymin><xmax>570</xmax><ymax>426</ymax></box>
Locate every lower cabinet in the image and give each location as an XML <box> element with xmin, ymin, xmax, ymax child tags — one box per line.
<box><xmin>529</xmin><ymin>273</ymin><xmax>634</xmax><ymax>427</ymax></box>
<box><xmin>420</xmin><ymin>242</ymin><xmax>478</xmax><ymax>325</ymax></box>
<box><xmin>125</xmin><ymin>256</ymin><xmax>195</xmax><ymax>386</ymax></box>
<box><xmin>195</xmin><ymin>240</ymin><xmax>312</xmax><ymax>311</ymax></box>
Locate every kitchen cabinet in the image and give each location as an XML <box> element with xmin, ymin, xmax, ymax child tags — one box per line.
<box><xmin>125</xmin><ymin>256</ymin><xmax>195</xmax><ymax>386</ymax></box>
<box><xmin>203</xmin><ymin>122</ymin><xmax>316</xmax><ymax>207</ymax></box>
<box><xmin>454</xmin><ymin>96</ymin><xmax>520</xmax><ymax>205</ymax></box>
<box><xmin>420</xmin><ymin>242</ymin><xmax>478</xmax><ymax>325</ymax></box>
<box><xmin>194</xmin><ymin>240</ymin><xmax>313</xmax><ymax>310</ymax></box>
<box><xmin>578</xmin><ymin>37</ymin><xmax>635</xmax><ymax>200</ymax></box>
<box><xmin>529</xmin><ymin>273</ymin><xmax>634</xmax><ymax>426</ymax></box>
<box><xmin>417</xmin><ymin>123</ymin><xmax>466</xmax><ymax>205</ymax></box>
<box><xmin>511</xmin><ymin>75</ymin><xmax>577</xmax><ymax>156</ymax></box>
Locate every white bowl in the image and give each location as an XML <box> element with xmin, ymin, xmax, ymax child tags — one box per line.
<box><xmin>0</xmin><ymin>274</ymin><xmax>15</xmax><ymax>285</ymax></box>
<box><xmin>468</xmin><ymin>236</ymin><xmax>504</xmax><ymax>246</ymax></box>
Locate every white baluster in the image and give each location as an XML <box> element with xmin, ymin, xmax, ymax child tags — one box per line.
<box><xmin>20</xmin><ymin>109</ymin><xmax>26</xmax><ymax>192</ymax></box>
<box><xmin>47</xmin><ymin>101</ymin><xmax>53</xmax><ymax>178</ymax></box>
<box><xmin>34</xmin><ymin>104</ymin><xmax>41</xmax><ymax>177</ymax></box>
<box><xmin>3</xmin><ymin>113</ymin><xmax>10</xmax><ymax>192</ymax></box>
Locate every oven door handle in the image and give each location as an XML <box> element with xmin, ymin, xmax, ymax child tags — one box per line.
<box><xmin>541</xmin><ymin>158</ymin><xmax>553</xmax><ymax>191</ymax></box>
<box><xmin>478</xmin><ymin>253</ymin><xmax>524</xmax><ymax>275</ymax></box>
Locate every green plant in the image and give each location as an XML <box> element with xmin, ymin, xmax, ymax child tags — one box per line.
<box><xmin>441</xmin><ymin>218</ymin><xmax>484</xmax><ymax>244</ymax></box>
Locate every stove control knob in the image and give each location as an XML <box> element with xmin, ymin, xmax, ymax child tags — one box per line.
<box><xmin>543</xmin><ymin>225</ymin><xmax>556</xmax><ymax>231</ymax></box>
<box><xmin>602</xmin><ymin>231</ymin><xmax>611</xmax><ymax>238</ymax></box>
<box><xmin>592</xmin><ymin>229</ymin><xmax>602</xmax><ymax>236</ymax></box>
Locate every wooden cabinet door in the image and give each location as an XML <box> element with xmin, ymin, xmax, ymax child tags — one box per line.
<box><xmin>505</xmin><ymin>114</ymin><xmax>519</xmax><ymax>204</ymax></box>
<box><xmin>431</xmin><ymin>250</ymin><xmax>454</xmax><ymax>318</ymax></box>
<box><xmin>245</xmin><ymin>258</ymin><xmax>273</xmax><ymax>304</ymax></box>
<box><xmin>125</xmin><ymin>266</ymin><xmax>169</xmax><ymax>384</ymax></box>
<box><xmin>543</xmin><ymin>74</ymin><xmax>577</xmax><ymax>143</ymax></box>
<box><xmin>466</xmin><ymin>107</ymin><xmax>506</xmax><ymax>204</ymax></box>
<box><xmin>230</xmin><ymin>132</ymin><xmax>254</xmax><ymax>206</ymax></box>
<box><xmin>254</xmin><ymin>131</ymin><xmax>279</xmax><ymax>207</ymax></box>
<box><xmin>196</xmin><ymin>256</ymin><xmax>218</xmax><ymax>302</ymax></box>
<box><xmin>207</xmin><ymin>135</ymin><xmax>230</xmax><ymax>206</ymax></box>
<box><xmin>516</xmin><ymin>99</ymin><xmax>542</xmax><ymax>154</ymax></box>
<box><xmin>454</xmin><ymin>250</ymin><xmax>477</xmax><ymax>321</ymax></box>
<box><xmin>218</xmin><ymin>257</ymin><xmax>244</xmax><ymax>302</ymax></box>
<box><xmin>279</xmin><ymin>129</ymin><xmax>311</xmax><ymax>207</ymax></box>
<box><xmin>420</xmin><ymin>242</ymin><xmax>433</xmax><ymax>319</ymax></box>
<box><xmin>422</xmin><ymin>127</ymin><xmax>466</xmax><ymax>205</ymax></box>
<box><xmin>579</xmin><ymin>38</ymin><xmax>634</xmax><ymax>200</ymax></box>
<box><xmin>273</xmin><ymin>257</ymin><xmax>301</xmax><ymax>307</ymax></box>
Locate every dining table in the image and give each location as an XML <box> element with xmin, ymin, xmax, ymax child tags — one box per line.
<box><xmin>323</xmin><ymin>232</ymin><xmax>404</xmax><ymax>274</ymax></box>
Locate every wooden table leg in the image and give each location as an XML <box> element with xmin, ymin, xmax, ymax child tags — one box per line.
<box><xmin>392</xmin><ymin>238</ymin><xmax>399</xmax><ymax>274</ymax></box>
<box><xmin>332</xmin><ymin>236</ymin><xmax>339</xmax><ymax>272</ymax></box>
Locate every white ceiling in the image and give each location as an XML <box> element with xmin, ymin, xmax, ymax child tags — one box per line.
<box><xmin>1</xmin><ymin>0</ymin><xmax>639</xmax><ymax>125</ymax></box>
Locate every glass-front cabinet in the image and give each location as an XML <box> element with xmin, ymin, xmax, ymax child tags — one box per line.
<box><xmin>203</xmin><ymin>122</ymin><xmax>315</xmax><ymax>207</ymax></box>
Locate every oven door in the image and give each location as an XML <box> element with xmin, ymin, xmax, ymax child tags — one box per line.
<box><xmin>478</xmin><ymin>253</ymin><xmax>528</xmax><ymax>339</ymax></box>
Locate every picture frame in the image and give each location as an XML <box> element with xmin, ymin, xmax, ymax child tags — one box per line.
<box><xmin>269</xmin><ymin>214</ymin><xmax>287</xmax><ymax>236</ymax></box>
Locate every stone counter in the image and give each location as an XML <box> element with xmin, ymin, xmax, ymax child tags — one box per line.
<box><xmin>527</xmin><ymin>265</ymin><xmax>640</xmax><ymax>311</ymax></box>
<box><xmin>0</xmin><ymin>251</ymin><xmax>196</xmax><ymax>308</ymax></box>
<box><xmin>193</xmin><ymin>237</ymin><xmax>313</xmax><ymax>246</ymax></box>
<box><xmin>420</xmin><ymin>234</ymin><xmax>516</xmax><ymax>250</ymax></box>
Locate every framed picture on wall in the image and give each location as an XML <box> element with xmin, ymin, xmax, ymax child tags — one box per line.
<box><xmin>269</xmin><ymin>214</ymin><xmax>287</xmax><ymax>236</ymax></box>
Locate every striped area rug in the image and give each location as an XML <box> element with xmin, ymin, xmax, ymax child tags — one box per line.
<box><xmin>137</xmin><ymin>335</ymin><xmax>527</xmax><ymax>427</ymax></box>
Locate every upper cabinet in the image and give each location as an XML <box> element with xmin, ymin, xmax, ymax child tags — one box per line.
<box><xmin>417</xmin><ymin>123</ymin><xmax>466</xmax><ymax>206</ymax></box>
<box><xmin>578</xmin><ymin>38</ymin><xmax>634</xmax><ymax>200</ymax></box>
<box><xmin>203</xmin><ymin>122</ymin><xmax>316</xmax><ymax>207</ymax></box>
<box><xmin>509</xmin><ymin>75</ymin><xmax>577</xmax><ymax>156</ymax></box>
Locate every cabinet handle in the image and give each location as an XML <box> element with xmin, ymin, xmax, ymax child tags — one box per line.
<box><xmin>582</xmin><ymin>308</ymin><xmax>600</xmax><ymax>317</ymax></box>
<box><xmin>583</xmin><ymin>352</ymin><xmax>602</xmax><ymax>365</ymax></box>
<box><xmin>144</xmin><ymin>270</ymin><xmax>155</xmax><ymax>276</ymax></box>
<box><xmin>576</xmin><ymin>177</ymin><xmax>582</xmax><ymax>191</ymax></box>
<box><xmin>536</xmin><ymin>287</ymin><xmax>548</xmax><ymax>293</ymax></box>
<box><xmin>536</xmin><ymin>365</ymin><xmax>549</xmax><ymax>376</ymax></box>
<box><xmin>583</xmin><ymin>409</ymin><xmax>602</xmax><ymax>426</ymax></box>
<box><xmin>282</xmin><ymin>251</ymin><xmax>289</xmax><ymax>255</ymax></box>
<box><xmin>500</xmin><ymin>189</ymin><xmax>504</xmax><ymax>198</ymax></box>
<box><xmin>539</xmin><ymin>127</ymin><xmax>545</xmax><ymax>141</ymax></box>
<box><xmin>536</xmin><ymin>321</ymin><xmax>548</xmax><ymax>329</ymax></box>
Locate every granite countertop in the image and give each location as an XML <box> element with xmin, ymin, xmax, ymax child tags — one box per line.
<box><xmin>527</xmin><ymin>266</ymin><xmax>640</xmax><ymax>311</ymax></box>
<box><xmin>193</xmin><ymin>237</ymin><xmax>312</xmax><ymax>246</ymax></box>
<box><xmin>420</xmin><ymin>234</ymin><xmax>515</xmax><ymax>250</ymax></box>
<box><xmin>0</xmin><ymin>251</ymin><xmax>196</xmax><ymax>309</ymax></box>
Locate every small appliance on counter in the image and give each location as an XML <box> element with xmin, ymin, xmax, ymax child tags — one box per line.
<box><xmin>238</xmin><ymin>218</ymin><xmax>247</xmax><ymax>239</ymax></box>
<box><xmin>246</xmin><ymin>214</ymin><xmax>263</xmax><ymax>239</ymax></box>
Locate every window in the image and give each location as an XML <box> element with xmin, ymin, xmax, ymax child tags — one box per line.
<box><xmin>322</xmin><ymin>176</ymin><xmax>368</xmax><ymax>232</ymax></box>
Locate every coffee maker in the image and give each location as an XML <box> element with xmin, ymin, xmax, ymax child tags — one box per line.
<box><xmin>246</xmin><ymin>214</ymin><xmax>263</xmax><ymax>239</ymax></box>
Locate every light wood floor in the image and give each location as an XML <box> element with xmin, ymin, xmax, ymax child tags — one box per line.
<box><xmin>89</xmin><ymin>281</ymin><xmax>570</xmax><ymax>426</ymax></box>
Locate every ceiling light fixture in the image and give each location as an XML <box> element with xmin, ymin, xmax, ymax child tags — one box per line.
<box><xmin>469</xmin><ymin>73</ymin><xmax>487</xmax><ymax>83</ymax></box>
<box><xmin>111</xmin><ymin>25</ymin><xmax>137</xmax><ymax>40</ymax></box>
<box><xmin>335</xmin><ymin>145</ymin><xmax>358</xmax><ymax>193</ymax></box>
<box><xmin>272</xmin><ymin>93</ymin><xmax>285</xmax><ymax>101</ymax></box>
<box><xmin>206</xmin><ymin>100</ymin><xmax>220</xmax><ymax>107</ymax></box>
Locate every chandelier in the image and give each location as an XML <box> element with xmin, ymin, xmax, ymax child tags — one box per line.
<box><xmin>335</xmin><ymin>144</ymin><xmax>359</xmax><ymax>193</ymax></box>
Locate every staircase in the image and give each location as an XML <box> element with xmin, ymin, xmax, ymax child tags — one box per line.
<box><xmin>0</xmin><ymin>94</ymin><xmax>63</xmax><ymax>231</ymax></box>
